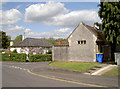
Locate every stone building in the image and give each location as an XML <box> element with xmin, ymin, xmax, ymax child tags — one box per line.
<box><xmin>10</xmin><ymin>38</ymin><xmax>53</xmax><ymax>54</ymax></box>
<box><xmin>52</xmin><ymin>22</ymin><xmax>111</xmax><ymax>62</ymax></box>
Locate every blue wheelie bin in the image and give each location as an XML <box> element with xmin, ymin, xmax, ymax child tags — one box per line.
<box><xmin>96</xmin><ymin>53</ymin><xmax>104</xmax><ymax>63</ymax></box>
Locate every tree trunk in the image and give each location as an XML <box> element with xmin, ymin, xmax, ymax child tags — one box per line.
<box><xmin>111</xmin><ymin>38</ymin><xmax>116</xmax><ymax>61</ymax></box>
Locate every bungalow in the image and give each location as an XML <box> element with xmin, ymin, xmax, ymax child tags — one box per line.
<box><xmin>52</xmin><ymin>22</ymin><xmax>111</xmax><ymax>62</ymax></box>
<box><xmin>10</xmin><ymin>38</ymin><xmax>53</xmax><ymax>54</ymax></box>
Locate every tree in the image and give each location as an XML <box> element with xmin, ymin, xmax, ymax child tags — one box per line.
<box><xmin>12</xmin><ymin>49</ymin><xmax>17</xmax><ymax>53</ymax></box>
<box><xmin>57</xmin><ymin>38</ymin><xmax>68</xmax><ymax>42</ymax></box>
<box><xmin>42</xmin><ymin>37</ymin><xmax>56</xmax><ymax>45</ymax></box>
<box><xmin>13</xmin><ymin>35</ymin><xmax>22</xmax><ymax>44</ymax></box>
<box><xmin>96</xmin><ymin>1</ymin><xmax>120</xmax><ymax>60</ymax></box>
<box><xmin>0</xmin><ymin>31</ymin><xmax>10</xmax><ymax>49</ymax></box>
<box><xmin>42</xmin><ymin>37</ymin><xmax>68</xmax><ymax>45</ymax></box>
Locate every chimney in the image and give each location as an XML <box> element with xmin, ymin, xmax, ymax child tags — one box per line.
<box><xmin>58</xmin><ymin>40</ymin><xmax>61</xmax><ymax>45</ymax></box>
<box><xmin>10</xmin><ymin>41</ymin><xmax>13</xmax><ymax>46</ymax></box>
<box><xmin>22</xmin><ymin>32</ymin><xmax>25</xmax><ymax>41</ymax></box>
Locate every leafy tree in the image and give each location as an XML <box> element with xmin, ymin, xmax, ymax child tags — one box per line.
<box><xmin>96</xmin><ymin>1</ymin><xmax>120</xmax><ymax>60</ymax></box>
<box><xmin>47</xmin><ymin>37</ymin><xmax>57</xmax><ymax>45</ymax></box>
<box><xmin>13</xmin><ymin>35</ymin><xmax>22</xmax><ymax>44</ymax></box>
<box><xmin>42</xmin><ymin>37</ymin><xmax>68</xmax><ymax>45</ymax></box>
<box><xmin>12</xmin><ymin>49</ymin><xmax>17</xmax><ymax>53</ymax></box>
<box><xmin>0</xmin><ymin>31</ymin><xmax>10</xmax><ymax>49</ymax></box>
<box><xmin>42</xmin><ymin>37</ymin><xmax>56</xmax><ymax>45</ymax></box>
<box><xmin>57</xmin><ymin>38</ymin><xmax>68</xmax><ymax>42</ymax></box>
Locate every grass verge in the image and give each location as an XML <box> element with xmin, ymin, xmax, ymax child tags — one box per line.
<box><xmin>103</xmin><ymin>67</ymin><xmax>120</xmax><ymax>76</ymax></box>
<box><xmin>49</xmin><ymin>62</ymin><xmax>100</xmax><ymax>72</ymax></box>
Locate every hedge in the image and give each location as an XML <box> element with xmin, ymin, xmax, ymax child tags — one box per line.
<box><xmin>1</xmin><ymin>53</ymin><xmax>52</xmax><ymax>62</ymax></box>
<box><xmin>1</xmin><ymin>53</ymin><xmax>26</xmax><ymax>62</ymax></box>
<box><xmin>10</xmin><ymin>53</ymin><xmax>26</xmax><ymax>62</ymax></box>
<box><xmin>1</xmin><ymin>53</ymin><xmax>12</xmax><ymax>61</ymax></box>
<box><xmin>29</xmin><ymin>54</ymin><xmax>52</xmax><ymax>62</ymax></box>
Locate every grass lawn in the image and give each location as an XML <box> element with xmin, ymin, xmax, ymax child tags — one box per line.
<box><xmin>49</xmin><ymin>62</ymin><xmax>100</xmax><ymax>72</ymax></box>
<box><xmin>103</xmin><ymin>67</ymin><xmax>120</xmax><ymax>76</ymax></box>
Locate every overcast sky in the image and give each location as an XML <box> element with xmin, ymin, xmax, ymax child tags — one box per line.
<box><xmin>1</xmin><ymin>1</ymin><xmax>101</xmax><ymax>39</ymax></box>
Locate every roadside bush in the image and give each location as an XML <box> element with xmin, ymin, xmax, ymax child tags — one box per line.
<box><xmin>46</xmin><ymin>50</ymin><xmax>52</xmax><ymax>54</ymax></box>
<box><xmin>1</xmin><ymin>53</ymin><xmax>26</xmax><ymax>62</ymax></box>
<box><xmin>10</xmin><ymin>53</ymin><xmax>26</xmax><ymax>62</ymax></box>
<box><xmin>12</xmin><ymin>49</ymin><xmax>17</xmax><ymax>53</ymax></box>
<box><xmin>1</xmin><ymin>53</ymin><xmax>12</xmax><ymax>61</ymax></box>
<box><xmin>29</xmin><ymin>54</ymin><xmax>52</xmax><ymax>62</ymax></box>
<box><xmin>1</xmin><ymin>53</ymin><xmax>52</xmax><ymax>62</ymax></box>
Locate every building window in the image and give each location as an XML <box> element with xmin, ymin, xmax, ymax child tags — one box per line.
<box><xmin>81</xmin><ymin>41</ymin><xmax>84</xmax><ymax>44</ymax></box>
<box><xmin>78</xmin><ymin>40</ymin><xmax>86</xmax><ymax>45</ymax></box>
<box><xmin>84</xmin><ymin>40</ymin><xmax>86</xmax><ymax>44</ymax></box>
<box><xmin>78</xmin><ymin>41</ymin><xmax>80</xmax><ymax>44</ymax></box>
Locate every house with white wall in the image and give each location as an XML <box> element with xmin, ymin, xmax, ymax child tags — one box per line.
<box><xmin>10</xmin><ymin>38</ymin><xmax>53</xmax><ymax>54</ymax></box>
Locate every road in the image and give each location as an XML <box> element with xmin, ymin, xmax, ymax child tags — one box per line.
<box><xmin>1</xmin><ymin>62</ymin><xmax>119</xmax><ymax>88</ymax></box>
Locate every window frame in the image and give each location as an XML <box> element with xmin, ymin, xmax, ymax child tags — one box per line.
<box><xmin>77</xmin><ymin>40</ymin><xmax>86</xmax><ymax>45</ymax></box>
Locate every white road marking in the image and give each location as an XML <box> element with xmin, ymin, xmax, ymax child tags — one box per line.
<box><xmin>8</xmin><ymin>65</ymin><xmax>29</xmax><ymax>71</ymax></box>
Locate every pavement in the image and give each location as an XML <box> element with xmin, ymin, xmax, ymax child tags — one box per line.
<box><xmin>91</xmin><ymin>64</ymin><xmax>118</xmax><ymax>75</ymax></box>
<box><xmin>2</xmin><ymin>62</ymin><xmax>119</xmax><ymax>88</ymax></box>
<box><xmin>82</xmin><ymin>63</ymin><xmax>118</xmax><ymax>76</ymax></box>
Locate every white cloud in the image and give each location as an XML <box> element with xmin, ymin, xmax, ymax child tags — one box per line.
<box><xmin>8</xmin><ymin>25</ymin><xmax>24</xmax><ymax>31</ymax></box>
<box><xmin>7</xmin><ymin>25</ymin><xmax>31</xmax><ymax>33</ymax></box>
<box><xmin>25</xmin><ymin>28</ymin><xmax>31</xmax><ymax>33</ymax></box>
<box><xmin>25</xmin><ymin>1</ymin><xmax>69</xmax><ymax>22</ymax></box>
<box><xmin>27</xmin><ymin>28</ymin><xmax>70</xmax><ymax>38</ymax></box>
<box><xmin>44</xmin><ymin>10</ymin><xmax>100</xmax><ymax>27</ymax></box>
<box><xmin>24</xmin><ymin>1</ymin><xmax>100</xmax><ymax>27</ymax></box>
<box><xmin>0</xmin><ymin>9</ymin><xmax>22</xmax><ymax>25</ymax></box>
<box><xmin>2</xmin><ymin>25</ymin><xmax>31</xmax><ymax>39</ymax></box>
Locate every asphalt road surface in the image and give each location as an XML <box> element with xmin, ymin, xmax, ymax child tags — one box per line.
<box><xmin>1</xmin><ymin>62</ymin><xmax>119</xmax><ymax>88</ymax></box>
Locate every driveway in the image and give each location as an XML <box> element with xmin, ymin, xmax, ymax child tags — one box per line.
<box><xmin>2</xmin><ymin>62</ymin><xmax>119</xmax><ymax>88</ymax></box>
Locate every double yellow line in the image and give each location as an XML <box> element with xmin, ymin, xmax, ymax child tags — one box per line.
<box><xmin>27</xmin><ymin>70</ymin><xmax>107</xmax><ymax>87</ymax></box>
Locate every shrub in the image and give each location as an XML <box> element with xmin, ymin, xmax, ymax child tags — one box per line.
<box><xmin>1</xmin><ymin>53</ymin><xmax>52</xmax><ymax>62</ymax></box>
<box><xmin>1</xmin><ymin>53</ymin><xmax>12</xmax><ymax>61</ymax></box>
<box><xmin>29</xmin><ymin>54</ymin><xmax>52</xmax><ymax>62</ymax></box>
<box><xmin>1</xmin><ymin>53</ymin><xmax>26</xmax><ymax>62</ymax></box>
<box><xmin>12</xmin><ymin>49</ymin><xmax>17</xmax><ymax>53</ymax></box>
<box><xmin>10</xmin><ymin>53</ymin><xmax>26</xmax><ymax>62</ymax></box>
<box><xmin>46</xmin><ymin>50</ymin><xmax>52</xmax><ymax>54</ymax></box>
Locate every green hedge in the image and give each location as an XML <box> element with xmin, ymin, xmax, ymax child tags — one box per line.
<box><xmin>10</xmin><ymin>53</ymin><xmax>26</xmax><ymax>62</ymax></box>
<box><xmin>1</xmin><ymin>53</ymin><xmax>26</xmax><ymax>62</ymax></box>
<box><xmin>1</xmin><ymin>53</ymin><xmax>52</xmax><ymax>62</ymax></box>
<box><xmin>29</xmin><ymin>54</ymin><xmax>52</xmax><ymax>62</ymax></box>
<box><xmin>1</xmin><ymin>53</ymin><xmax>12</xmax><ymax>61</ymax></box>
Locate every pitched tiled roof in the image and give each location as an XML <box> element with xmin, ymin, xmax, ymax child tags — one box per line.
<box><xmin>68</xmin><ymin>22</ymin><xmax>105</xmax><ymax>41</ymax></box>
<box><xmin>11</xmin><ymin>38</ymin><xmax>53</xmax><ymax>47</ymax></box>
<box><xmin>85</xmin><ymin>24</ymin><xmax>105</xmax><ymax>41</ymax></box>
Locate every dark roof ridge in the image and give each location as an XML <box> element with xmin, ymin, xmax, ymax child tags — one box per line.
<box><xmin>11</xmin><ymin>37</ymin><xmax>53</xmax><ymax>47</ymax></box>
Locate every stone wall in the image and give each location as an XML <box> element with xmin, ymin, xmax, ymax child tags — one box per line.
<box><xmin>68</xmin><ymin>23</ymin><xmax>96</xmax><ymax>62</ymax></box>
<box><xmin>52</xmin><ymin>45</ymin><xmax>69</xmax><ymax>61</ymax></box>
<box><xmin>52</xmin><ymin>23</ymin><xmax>111</xmax><ymax>62</ymax></box>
